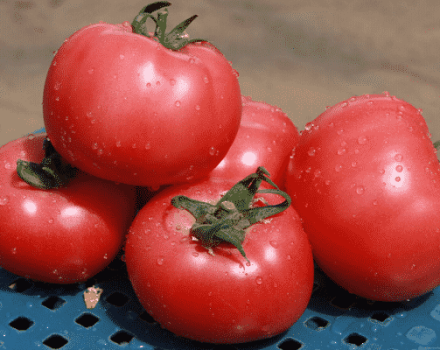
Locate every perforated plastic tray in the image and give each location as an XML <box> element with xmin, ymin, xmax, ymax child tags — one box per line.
<box><xmin>1</xmin><ymin>129</ymin><xmax>440</xmax><ymax>349</ymax></box>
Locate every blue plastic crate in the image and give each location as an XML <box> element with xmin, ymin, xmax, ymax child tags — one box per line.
<box><xmin>1</xmin><ymin>129</ymin><xmax>440</xmax><ymax>349</ymax></box>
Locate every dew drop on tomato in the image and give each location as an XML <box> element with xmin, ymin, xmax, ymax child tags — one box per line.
<box><xmin>0</xmin><ymin>196</ymin><xmax>9</xmax><ymax>206</ymax></box>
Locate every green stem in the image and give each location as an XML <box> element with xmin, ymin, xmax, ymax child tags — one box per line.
<box><xmin>131</xmin><ymin>1</ymin><xmax>206</xmax><ymax>50</ymax></box>
<box><xmin>171</xmin><ymin>167</ymin><xmax>291</xmax><ymax>262</ymax></box>
<box><xmin>16</xmin><ymin>138</ymin><xmax>77</xmax><ymax>190</ymax></box>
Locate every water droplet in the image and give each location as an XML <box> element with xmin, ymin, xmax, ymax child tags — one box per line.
<box><xmin>337</xmin><ymin>129</ymin><xmax>344</xmax><ymax>135</ymax></box>
<box><xmin>337</xmin><ymin>148</ymin><xmax>347</xmax><ymax>155</ymax></box>
<box><xmin>103</xmin><ymin>253</ymin><xmax>108</xmax><ymax>259</ymax></box>
<box><xmin>119</xmin><ymin>54</ymin><xmax>125</xmax><ymax>60</ymax></box>
<box><xmin>203</xmin><ymin>76</ymin><xmax>209</xmax><ymax>84</ymax></box>
<box><xmin>175</xmin><ymin>100</ymin><xmax>181</xmax><ymax>107</ymax></box>
<box><xmin>394</xmin><ymin>154</ymin><xmax>403</xmax><ymax>162</ymax></box>
<box><xmin>269</xmin><ymin>241</ymin><xmax>278</xmax><ymax>248</ymax></box>
<box><xmin>209</xmin><ymin>147</ymin><xmax>216</xmax><ymax>156</ymax></box>
<box><xmin>308</xmin><ymin>147</ymin><xmax>316</xmax><ymax>156</ymax></box>
<box><xmin>145</xmin><ymin>142</ymin><xmax>151</xmax><ymax>150</ymax></box>
<box><xmin>156</xmin><ymin>258</ymin><xmax>164</xmax><ymax>266</ymax></box>
<box><xmin>356</xmin><ymin>186</ymin><xmax>364</xmax><ymax>195</ymax></box>
<box><xmin>11</xmin><ymin>247</ymin><xmax>16</xmax><ymax>255</ymax></box>
<box><xmin>195</xmin><ymin>105</ymin><xmax>201</xmax><ymax>111</ymax></box>
<box><xmin>398</xmin><ymin>105</ymin><xmax>406</xmax><ymax>112</ymax></box>
<box><xmin>92</xmin><ymin>143</ymin><xmax>98</xmax><ymax>150</ymax></box>
<box><xmin>146</xmin><ymin>82</ymin><xmax>151</xmax><ymax>88</ymax></box>
<box><xmin>395</xmin><ymin>177</ymin><xmax>401</xmax><ymax>182</ymax></box>
<box><xmin>192</xmin><ymin>252</ymin><xmax>199</xmax><ymax>257</ymax></box>
<box><xmin>255</xmin><ymin>277</ymin><xmax>263</xmax><ymax>285</ymax></box>
<box><xmin>55</xmin><ymin>97</ymin><xmax>60</xmax><ymax>102</ymax></box>
<box><xmin>132</xmin><ymin>143</ymin><xmax>137</xmax><ymax>149</ymax></box>
<box><xmin>156</xmin><ymin>81</ymin><xmax>161</xmax><ymax>86</ymax></box>
<box><xmin>335</xmin><ymin>165</ymin><xmax>342</xmax><ymax>172</ymax></box>
<box><xmin>0</xmin><ymin>196</ymin><xmax>9</xmax><ymax>206</ymax></box>
<box><xmin>48</xmin><ymin>218</ymin><xmax>54</xmax><ymax>224</ymax></box>
<box><xmin>54</xmin><ymin>82</ymin><xmax>61</xmax><ymax>90</ymax></box>
<box><xmin>372</xmin><ymin>200</ymin><xmax>378</xmax><ymax>206</ymax></box>
<box><xmin>88</xmin><ymin>69</ymin><xmax>94</xmax><ymax>75</ymax></box>
<box><xmin>116</xmin><ymin>141</ymin><xmax>122</xmax><ymax>148</ymax></box>
<box><xmin>396</xmin><ymin>165</ymin><xmax>403</xmax><ymax>172</ymax></box>
<box><xmin>357</xmin><ymin>136</ymin><xmax>367</xmax><ymax>145</ymax></box>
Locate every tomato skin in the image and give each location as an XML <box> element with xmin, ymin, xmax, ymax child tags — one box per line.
<box><xmin>285</xmin><ymin>93</ymin><xmax>440</xmax><ymax>301</ymax></box>
<box><xmin>0</xmin><ymin>134</ymin><xmax>137</xmax><ymax>284</ymax></box>
<box><xmin>125</xmin><ymin>178</ymin><xmax>314</xmax><ymax>343</ymax></box>
<box><xmin>43</xmin><ymin>22</ymin><xmax>241</xmax><ymax>186</ymax></box>
<box><xmin>209</xmin><ymin>96</ymin><xmax>299</xmax><ymax>188</ymax></box>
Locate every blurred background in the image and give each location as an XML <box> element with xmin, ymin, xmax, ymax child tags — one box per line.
<box><xmin>1</xmin><ymin>0</ymin><xmax>440</xmax><ymax>146</ymax></box>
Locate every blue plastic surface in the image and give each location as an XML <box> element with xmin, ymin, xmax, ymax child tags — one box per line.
<box><xmin>1</xmin><ymin>263</ymin><xmax>440</xmax><ymax>350</ymax></box>
<box><xmin>1</xmin><ymin>130</ymin><xmax>440</xmax><ymax>349</ymax></box>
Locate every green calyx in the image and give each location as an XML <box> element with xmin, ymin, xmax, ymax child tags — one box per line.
<box><xmin>16</xmin><ymin>138</ymin><xmax>77</xmax><ymax>190</ymax></box>
<box><xmin>171</xmin><ymin>167</ymin><xmax>292</xmax><ymax>262</ymax></box>
<box><xmin>131</xmin><ymin>1</ymin><xmax>205</xmax><ymax>50</ymax></box>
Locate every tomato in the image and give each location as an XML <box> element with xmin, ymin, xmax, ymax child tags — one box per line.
<box><xmin>42</xmin><ymin>3</ymin><xmax>242</xmax><ymax>187</ymax></box>
<box><xmin>209</xmin><ymin>95</ymin><xmax>299</xmax><ymax>188</ymax></box>
<box><xmin>125</xmin><ymin>169</ymin><xmax>314</xmax><ymax>343</ymax></box>
<box><xmin>285</xmin><ymin>92</ymin><xmax>440</xmax><ymax>302</ymax></box>
<box><xmin>0</xmin><ymin>133</ymin><xmax>137</xmax><ymax>284</ymax></box>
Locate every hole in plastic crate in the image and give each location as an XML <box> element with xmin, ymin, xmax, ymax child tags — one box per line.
<box><xmin>304</xmin><ymin>316</ymin><xmax>329</xmax><ymax>331</ymax></box>
<box><xmin>8</xmin><ymin>278</ymin><xmax>32</xmax><ymax>293</ymax></box>
<box><xmin>277</xmin><ymin>338</ymin><xmax>303</xmax><ymax>350</ymax></box>
<box><xmin>75</xmin><ymin>313</ymin><xmax>100</xmax><ymax>328</ymax></box>
<box><xmin>212</xmin><ymin>345</ymin><xmax>239</xmax><ymax>350</ymax></box>
<box><xmin>110</xmin><ymin>330</ymin><xmax>134</xmax><ymax>345</ymax></box>
<box><xmin>343</xmin><ymin>333</ymin><xmax>367</xmax><ymax>346</ymax></box>
<box><xmin>42</xmin><ymin>296</ymin><xmax>66</xmax><ymax>310</ymax></box>
<box><xmin>42</xmin><ymin>334</ymin><xmax>69</xmax><ymax>349</ymax></box>
<box><xmin>330</xmin><ymin>293</ymin><xmax>357</xmax><ymax>309</ymax></box>
<box><xmin>106</xmin><ymin>292</ymin><xmax>129</xmax><ymax>307</ymax></box>
<box><xmin>370</xmin><ymin>311</ymin><xmax>390</xmax><ymax>323</ymax></box>
<box><xmin>139</xmin><ymin>311</ymin><xmax>156</xmax><ymax>324</ymax></box>
<box><xmin>9</xmin><ymin>316</ymin><xmax>34</xmax><ymax>331</ymax></box>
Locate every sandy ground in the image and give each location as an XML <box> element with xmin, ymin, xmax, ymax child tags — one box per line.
<box><xmin>1</xmin><ymin>0</ymin><xmax>440</xmax><ymax>146</ymax></box>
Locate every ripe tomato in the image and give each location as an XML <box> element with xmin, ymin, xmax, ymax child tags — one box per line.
<box><xmin>0</xmin><ymin>134</ymin><xmax>137</xmax><ymax>284</ymax></box>
<box><xmin>285</xmin><ymin>92</ymin><xmax>440</xmax><ymax>302</ymax></box>
<box><xmin>125</xmin><ymin>171</ymin><xmax>314</xmax><ymax>343</ymax></box>
<box><xmin>43</xmin><ymin>4</ymin><xmax>241</xmax><ymax>187</ymax></box>
<box><xmin>209</xmin><ymin>95</ymin><xmax>299</xmax><ymax>188</ymax></box>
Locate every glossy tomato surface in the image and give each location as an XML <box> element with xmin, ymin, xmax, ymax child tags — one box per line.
<box><xmin>285</xmin><ymin>93</ymin><xmax>440</xmax><ymax>301</ymax></box>
<box><xmin>0</xmin><ymin>134</ymin><xmax>136</xmax><ymax>283</ymax></box>
<box><xmin>209</xmin><ymin>95</ymin><xmax>299</xmax><ymax>187</ymax></box>
<box><xmin>43</xmin><ymin>21</ymin><xmax>242</xmax><ymax>186</ymax></box>
<box><xmin>125</xmin><ymin>178</ymin><xmax>314</xmax><ymax>343</ymax></box>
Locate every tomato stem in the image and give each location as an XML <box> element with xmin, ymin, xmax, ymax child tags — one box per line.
<box><xmin>171</xmin><ymin>167</ymin><xmax>291</xmax><ymax>262</ymax></box>
<box><xmin>16</xmin><ymin>138</ymin><xmax>77</xmax><ymax>190</ymax></box>
<box><xmin>131</xmin><ymin>1</ymin><xmax>206</xmax><ymax>50</ymax></box>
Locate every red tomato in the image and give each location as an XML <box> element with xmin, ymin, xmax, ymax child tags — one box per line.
<box><xmin>285</xmin><ymin>92</ymin><xmax>440</xmax><ymax>301</ymax></box>
<box><xmin>125</xmin><ymin>175</ymin><xmax>314</xmax><ymax>343</ymax></box>
<box><xmin>209</xmin><ymin>95</ymin><xmax>299</xmax><ymax>188</ymax></box>
<box><xmin>42</xmin><ymin>7</ymin><xmax>241</xmax><ymax>187</ymax></box>
<box><xmin>0</xmin><ymin>134</ymin><xmax>136</xmax><ymax>284</ymax></box>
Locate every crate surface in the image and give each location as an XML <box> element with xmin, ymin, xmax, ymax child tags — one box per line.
<box><xmin>1</xmin><ymin>130</ymin><xmax>440</xmax><ymax>349</ymax></box>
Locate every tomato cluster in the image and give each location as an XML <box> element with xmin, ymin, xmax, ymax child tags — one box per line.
<box><xmin>1</xmin><ymin>1</ymin><xmax>440</xmax><ymax>345</ymax></box>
